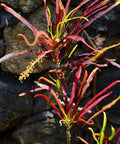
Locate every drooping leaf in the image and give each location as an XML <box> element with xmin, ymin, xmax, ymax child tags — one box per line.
<box><xmin>0</xmin><ymin>50</ymin><xmax>28</xmax><ymax>63</ymax></box>
<box><xmin>0</xmin><ymin>3</ymin><xmax>37</xmax><ymax>33</ymax></box>
<box><xmin>35</xmin><ymin>94</ymin><xmax>62</xmax><ymax>119</ymax></box>
<box><xmin>18</xmin><ymin>31</ymin><xmax>53</xmax><ymax>47</ymax></box>
<box><xmin>66</xmin><ymin>35</ymin><xmax>98</xmax><ymax>51</ymax></box>
<box><xmin>19</xmin><ymin>87</ymin><xmax>45</xmax><ymax>97</ymax></box>
<box><xmin>88</xmin><ymin>127</ymin><xmax>99</xmax><ymax>144</ymax></box>
<box><xmin>0</xmin><ymin>3</ymin><xmax>50</xmax><ymax>51</ymax></box>
<box><xmin>38</xmin><ymin>76</ymin><xmax>56</xmax><ymax>86</ymax></box>
<box><xmin>34</xmin><ymin>82</ymin><xmax>66</xmax><ymax>116</ymax></box>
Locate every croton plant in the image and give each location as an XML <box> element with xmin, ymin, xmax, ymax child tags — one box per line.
<box><xmin>0</xmin><ymin>0</ymin><xmax>120</xmax><ymax>143</ymax></box>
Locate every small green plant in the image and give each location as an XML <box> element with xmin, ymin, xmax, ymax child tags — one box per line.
<box><xmin>78</xmin><ymin>112</ymin><xmax>120</xmax><ymax>144</ymax></box>
<box><xmin>0</xmin><ymin>0</ymin><xmax>120</xmax><ymax>144</ymax></box>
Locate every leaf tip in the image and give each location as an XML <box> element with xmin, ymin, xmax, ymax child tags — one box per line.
<box><xmin>0</xmin><ymin>3</ymin><xmax>6</xmax><ymax>7</ymax></box>
<box><xmin>19</xmin><ymin>93</ymin><xmax>25</xmax><ymax>97</ymax></box>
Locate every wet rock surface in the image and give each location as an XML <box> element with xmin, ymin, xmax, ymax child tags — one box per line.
<box><xmin>0</xmin><ymin>72</ymin><xmax>33</xmax><ymax>132</ymax></box>
<box><xmin>89</xmin><ymin>6</ymin><xmax>120</xmax><ymax>36</ymax></box>
<box><xmin>0</xmin><ymin>0</ymin><xmax>42</xmax><ymax>13</ymax></box>
<box><xmin>0</xmin><ymin>6</ymin><xmax>19</xmax><ymax>28</ymax></box>
<box><xmin>12</xmin><ymin>113</ymin><xmax>66</xmax><ymax>144</ymax></box>
<box><xmin>97</xmin><ymin>67</ymin><xmax>120</xmax><ymax>124</ymax></box>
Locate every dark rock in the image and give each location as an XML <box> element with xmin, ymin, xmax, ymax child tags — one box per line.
<box><xmin>62</xmin><ymin>0</ymin><xmax>81</xmax><ymax>6</ymax></box>
<box><xmin>0</xmin><ymin>128</ymin><xmax>19</xmax><ymax>144</ymax></box>
<box><xmin>96</xmin><ymin>67</ymin><xmax>120</xmax><ymax>125</ymax></box>
<box><xmin>0</xmin><ymin>72</ymin><xmax>33</xmax><ymax>132</ymax></box>
<box><xmin>24</xmin><ymin>111</ymin><xmax>54</xmax><ymax>124</ymax></box>
<box><xmin>33</xmin><ymin>88</ymin><xmax>58</xmax><ymax>114</ymax></box>
<box><xmin>88</xmin><ymin>6</ymin><xmax>120</xmax><ymax>36</ymax></box>
<box><xmin>0</xmin><ymin>39</ymin><xmax>5</xmax><ymax>57</ymax></box>
<box><xmin>12</xmin><ymin>113</ymin><xmax>66</xmax><ymax>144</ymax></box>
<box><xmin>0</xmin><ymin>0</ymin><xmax>42</xmax><ymax>13</ymax></box>
<box><xmin>0</xmin><ymin>6</ymin><xmax>19</xmax><ymax>28</ymax></box>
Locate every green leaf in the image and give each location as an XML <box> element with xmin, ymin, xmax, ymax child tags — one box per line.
<box><xmin>108</xmin><ymin>125</ymin><xmax>115</xmax><ymax>141</ymax></box>
<box><xmin>68</xmin><ymin>44</ymin><xmax>78</xmax><ymax>58</ymax></box>
<box><xmin>88</xmin><ymin>127</ymin><xmax>99</xmax><ymax>144</ymax></box>
<box><xmin>100</xmin><ymin>112</ymin><xmax>107</xmax><ymax>144</ymax></box>
<box><xmin>48</xmin><ymin>74</ymin><xmax>57</xmax><ymax>84</ymax></box>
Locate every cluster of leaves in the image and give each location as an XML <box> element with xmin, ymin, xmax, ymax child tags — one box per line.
<box><xmin>0</xmin><ymin>0</ymin><xmax>120</xmax><ymax>143</ymax></box>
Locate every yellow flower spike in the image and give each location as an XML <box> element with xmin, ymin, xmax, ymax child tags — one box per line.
<box><xmin>19</xmin><ymin>55</ymin><xmax>43</xmax><ymax>81</ymax></box>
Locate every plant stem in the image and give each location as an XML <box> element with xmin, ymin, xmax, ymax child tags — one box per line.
<box><xmin>66</xmin><ymin>127</ymin><xmax>72</xmax><ymax>144</ymax></box>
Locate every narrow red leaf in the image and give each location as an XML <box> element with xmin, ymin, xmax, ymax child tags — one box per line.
<box><xmin>78</xmin><ymin>92</ymin><xmax>112</xmax><ymax>119</ymax></box>
<box><xmin>35</xmin><ymin>94</ymin><xmax>62</xmax><ymax>119</ymax></box>
<box><xmin>83</xmin><ymin>0</ymin><xmax>109</xmax><ymax>18</ymax></box>
<box><xmin>80</xmin><ymin>68</ymin><xmax>98</xmax><ymax>98</ymax></box>
<box><xmin>56</xmin><ymin>0</ymin><xmax>60</xmax><ymax>24</ymax></box>
<box><xmin>72</xmin><ymin>70</ymin><xmax>88</xmax><ymax>116</ymax></box>
<box><xmin>43</xmin><ymin>0</ymin><xmax>52</xmax><ymax>26</ymax></box>
<box><xmin>38</xmin><ymin>76</ymin><xmax>56</xmax><ymax>86</ymax></box>
<box><xmin>89</xmin><ymin>0</ymin><xmax>99</xmax><ymax>7</ymax></box>
<box><xmin>70</xmin><ymin>0</ymin><xmax>90</xmax><ymax>17</ymax></box>
<box><xmin>59</xmin><ymin>0</ymin><xmax>66</xmax><ymax>22</ymax></box>
<box><xmin>35</xmin><ymin>82</ymin><xmax>65</xmax><ymax>115</ymax></box>
<box><xmin>83</xmin><ymin>61</ymin><xmax>108</xmax><ymax>67</ymax></box>
<box><xmin>18</xmin><ymin>31</ymin><xmax>53</xmax><ymax>47</ymax></box>
<box><xmin>65</xmin><ymin>0</ymin><xmax>70</xmax><ymax>15</ymax></box>
<box><xmin>104</xmin><ymin>58</ymin><xmax>120</xmax><ymax>68</ymax></box>
<box><xmin>0</xmin><ymin>50</ymin><xmax>28</xmax><ymax>63</ymax></box>
<box><xmin>56</xmin><ymin>51</ymin><xmax>60</xmax><ymax>61</ymax></box>
<box><xmin>117</xmin><ymin>137</ymin><xmax>120</xmax><ymax>144</ymax></box>
<box><xmin>67</xmin><ymin>66</ymin><xmax>82</xmax><ymax>115</ymax></box>
<box><xmin>29</xmin><ymin>49</ymin><xmax>53</xmax><ymax>56</ymax></box>
<box><xmin>0</xmin><ymin>3</ymin><xmax>50</xmax><ymax>51</ymax></box>
<box><xmin>77</xmin><ymin>1</ymin><xmax>120</xmax><ymax>34</ymax></box>
<box><xmin>114</xmin><ymin>128</ymin><xmax>120</xmax><ymax>137</ymax></box>
<box><xmin>79</xmin><ymin>80</ymin><xmax>120</xmax><ymax>117</ymax></box>
<box><xmin>19</xmin><ymin>87</ymin><xmax>45</xmax><ymax>97</ymax></box>
<box><xmin>78</xmin><ymin>70</ymin><xmax>88</xmax><ymax>97</ymax></box>
<box><xmin>66</xmin><ymin>35</ymin><xmax>98</xmax><ymax>51</ymax></box>
<box><xmin>60</xmin><ymin>71</ymin><xmax>68</xmax><ymax>112</ymax></box>
<box><xmin>0</xmin><ymin>4</ymin><xmax>37</xmax><ymax>34</ymax></box>
<box><xmin>87</xmin><ymin>95</ymin><xmax>120</xmax><ymax>123</ymax></box>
